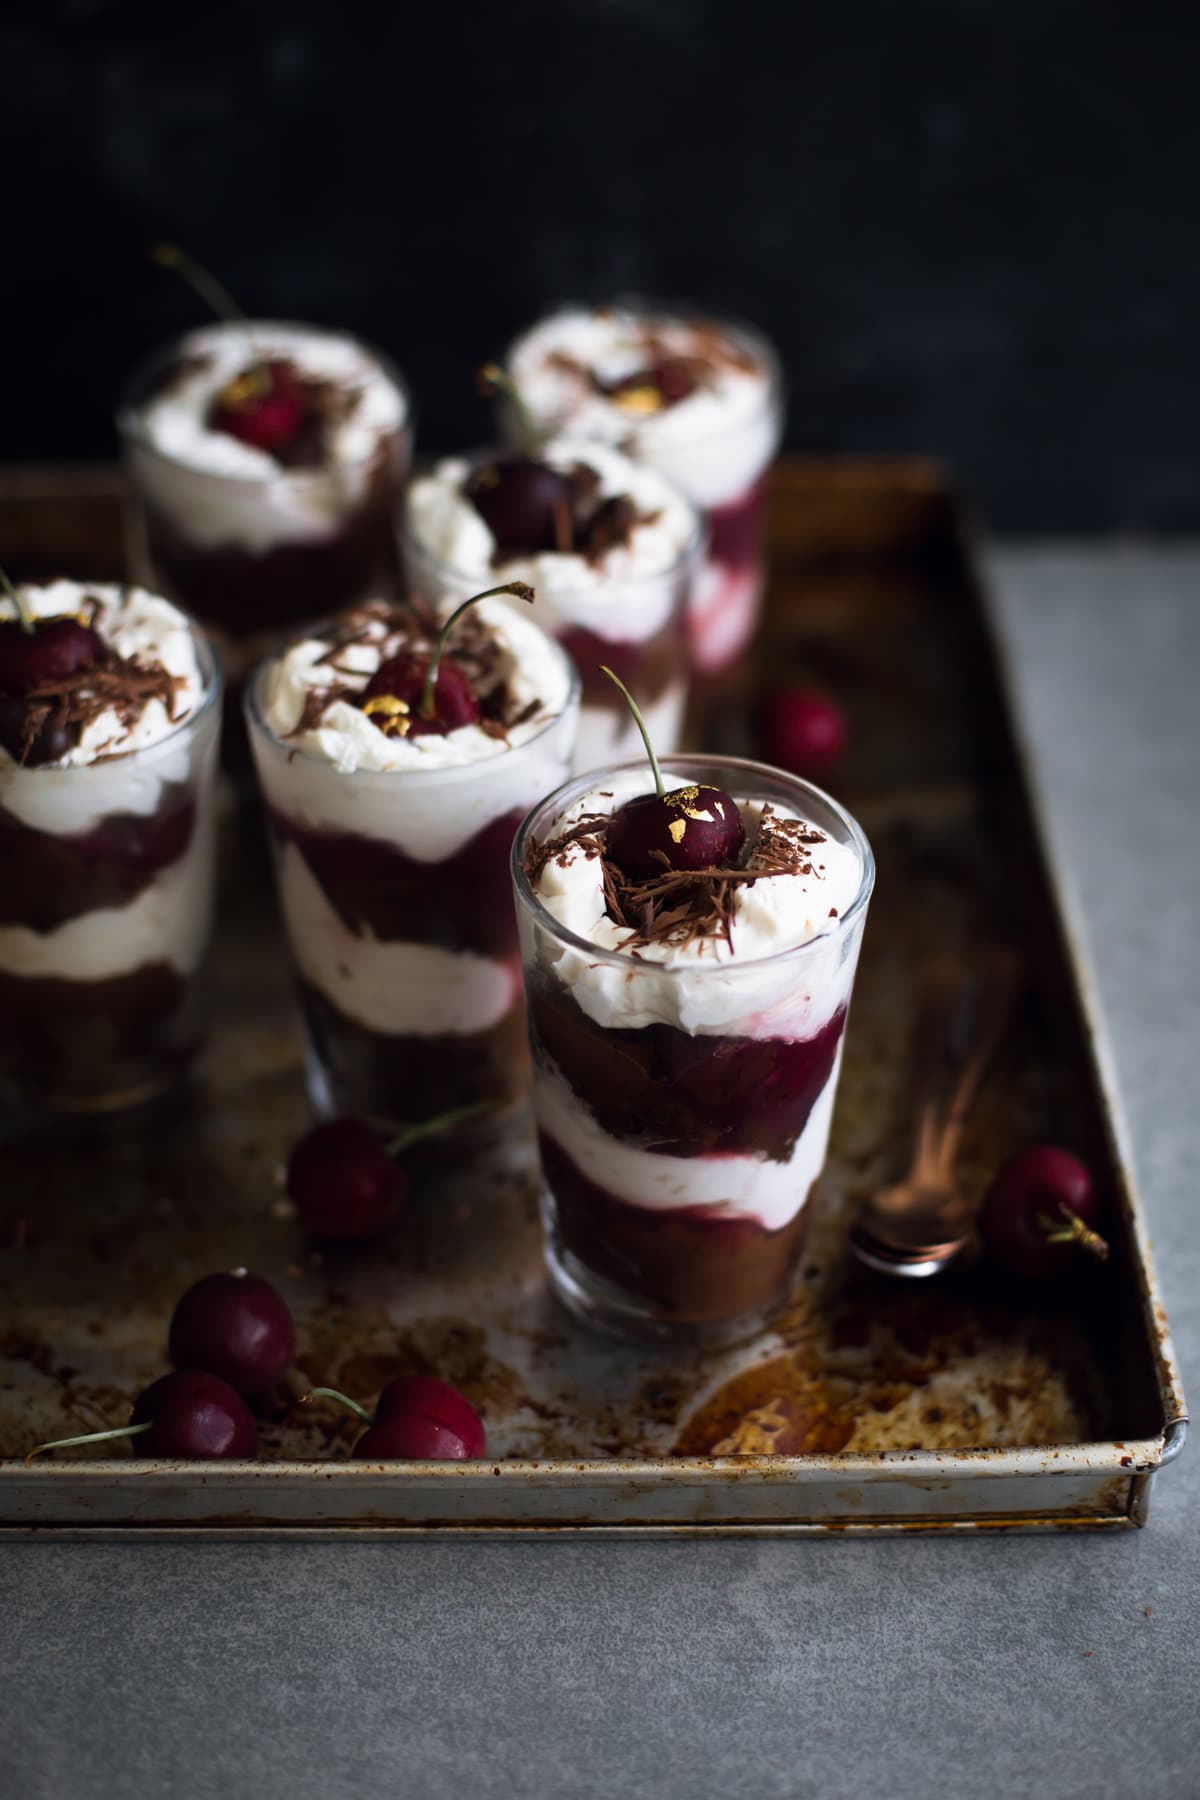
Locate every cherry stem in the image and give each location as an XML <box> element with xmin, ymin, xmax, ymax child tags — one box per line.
<box><xmin>385</xmin><ymin>1101</ymin><xmax>490</xmax><ymax>1157</ymax></box>
<box><xmin>0</xmin><ymin>564</ymin><xmax>36</xmax><ymax>636</ymax></box>
<box><xmin>1037</xmin><ymin>1205</ymin><xmax>1111</xmax><ymax>1262</ymax></box>
<box><xmin>150</xmin><ymin>242</ymin><xmax>266</xmax><ymax>394</ymax></box>
<box><xmin>420</xmin><ymin>581</ymin><xmax>535</xmax><ymax>720</ymax></box>
<box><xmin>599</xmin><ymin>665</ymin><xmax>665</xmax><ymax>797</ymax></box>
<box><xmin>478</xmin><ymin>363</ymin><xmax>540</xmax><ymax>458</ymax></box>
<box><xmin>302</xmin><ymin>1387</ymin><xmax>372</xmax><ymax>1426</ymax></box>
<box><xmin>25</xmin><ymin>1419</ymin><xmax>153</xmax><ymax>1466</ymax></box>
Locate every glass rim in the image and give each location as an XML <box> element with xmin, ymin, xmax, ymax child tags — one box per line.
<box><xmin>510</xmin><ymin>752</ymin><xmax>874</xmax><ymax>977</ymax></box>
<box><xmin>402</xmin><ymin>444</ymin><xmax>708</xmax><ymax>594</ymax></box>
<box><xmin>1</xmin><ymin>606</ymin><xmax>223</xmax><ymax>775</ymax></box>
<box><xmin>503</xmin><ymin>297</ymin><xmax>786</xmax><ymax>448</ymax></box>
<box><xmin>115</xmin><ymin>320</ymin><xmax>414</xmax><ymax>487</ymax></box>
<box><xmin>243</xmin><ymin>605</ymin><xmax>581</xmax><ymax>780</ymax></box>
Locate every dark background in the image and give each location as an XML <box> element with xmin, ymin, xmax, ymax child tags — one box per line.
<box><xmin>4</xmin><ymin>0</ymin><xmax>1196</xmax><ymax>531</ymax></box>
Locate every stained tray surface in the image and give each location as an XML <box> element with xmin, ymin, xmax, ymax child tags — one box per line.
<box><xmin>0</xmin><ymin>462</ymin><xmax>1183</xmax><ymax>1531</ymax></box>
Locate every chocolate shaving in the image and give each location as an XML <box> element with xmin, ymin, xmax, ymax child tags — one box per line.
<box><xmin>287</xmin><ymin>598</ymin><xmax>536</xmax><ymax>740</ymax></box>
<box><xmin>527</xmin><ymin>802</ymin><xmax>827</xmax><ymax>955</ymax></box>
<box><xmin>10</xmin><ymin>644</ymin><xmax>188</xmax><ymax>768</ymax></box>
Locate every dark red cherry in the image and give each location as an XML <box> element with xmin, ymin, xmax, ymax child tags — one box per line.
<box><xmin>601</xmin><ymin>355</ymin><xmax>700</xmax><ymax>410</ymax></box>
<box><xmin>362</xmin><ymin>650</ymin><xmax>481</xmax><ymax>738</ymax></box>
<box><xmin>355</xmin><ymin>1376</ymin><xmax>486</xmax><ymax>1460</ymax></box>
<box><xmin>287</xmin><ymin>1116</ymin><xmax>405</xmax><ymax>1241</ymax></box>
<box><xmin>465</xmin><ymin>455</ymin><xmax>576</xmax><ymax>555</ymax></box>
<box><xmin>168</xmin><ymin>1271</ymin><xmax>295</xmax><ymax>1395</ymax></box>
<box><xmin>607</xmin><ymin>783</ymin><xmax>744</xmax><ymax>879</ymax></box>
<box><xmin>761</xmin><ymin>688</ymin><xmax>848</xmax><ymax>782</ymax></box>
<box><xmin>209</xmin><ymin>359</ymin><xmax>306</xmax><ymax>454</ymax></box>
<box><xmin>0</xmin><ymin>616</ymin><xmax>105</xmax><ymax>696</ymax></box>
<box><xmin>129</xmin><ymin>1371</ymin><xmax>258</xmax><ymax>1459</ymax></box>
<box><xmin>979</xmin><ymin>1146</ymin><xmax>1108</xmax><ymax>1280</ymax></box>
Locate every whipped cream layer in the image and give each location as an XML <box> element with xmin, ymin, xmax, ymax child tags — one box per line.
<box><xmin>280</xmin><ymin>846</ymin><xmax>520</xmax><ymax>1037</ymax></box>
<box><xmin>406</xmin><ymin>438</ymin><xmax>699</xmax><ymax>646</ymax></box>
<box><xmin>250</xmin><ymin>599</ymin><xmax>577</xmax><ymax>863</ymax></box>
<box><xmin>507</xmin><ymin>308</ymin><xmax>782</xmax><ymax>509</ymax></box>
<box><xmin>0</xmin><ymin>813</ymin><xmax>215</xmax><ymax>985</ymax></box>
<box><xmin>537</xmin><ymin>1056</ymin><xmax>840</xmax><ymax>1232</ymax></box>
<box><xmin>0</xmin><ymin>582</ymin><xmax>212</xmax><ymax>838</ymax></box>
<box><xmin>125</xmin><ymin>323</ymin><xmax>408</xmax><ymax>554</ymax></box>
<box><xmin>531</xmin><ymin>769</ymin><xmax>865</xmax><ymax>1039</ymax></box>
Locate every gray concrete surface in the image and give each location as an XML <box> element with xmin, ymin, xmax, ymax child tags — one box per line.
<box><xmin>3</xmin><ymin>543</ymin><xmax>1198</xmax><ymax>1800</ymax></box>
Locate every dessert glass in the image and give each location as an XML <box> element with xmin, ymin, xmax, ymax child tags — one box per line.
<box><xmin>512</xmin><ymin>755</ymin><xmax>873</xmax><ymax>1345</ymax></box>
<box><xmin>245</xmin><ymin>619</ymin><xmax>579</xmax><ymax>1135</ymax></box>
<box><xmin>403</xmin><ymin>444</ymin><xmax>703</xmax><ymax>775</ymax></box>
<box><xmin>505</xmin><ymin>305</ymin><xmax>784</xmax><ymax>685</ymax></box>
<box><xmin>0</xmin><ymin>633</ymin><xmax>222</xmax><ymax>1116</ymax></box>
<box><xmin>118</xmin><ymin>323</ymin><xmax>412</xmax><ymax>678</ymax></box>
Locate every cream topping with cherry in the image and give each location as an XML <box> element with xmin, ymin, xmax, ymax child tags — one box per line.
<box><xmin>506</xmin><ymin>307</ymin><xmax>780</xmax><ymax>508</ymax></box>
<box><xmin>0</xmin><ymin>580</ymin><xmax>206</xmax><ymax>772</ymax></box>
<box><xmin>406</xmin><ymin>438</ymin><xmax>699</xmax><ymax>643</ymax></box>
<box><xmin>260</xmin><ymin>592</ymin><xmax>572</xmax><ymax>775</ymax></box>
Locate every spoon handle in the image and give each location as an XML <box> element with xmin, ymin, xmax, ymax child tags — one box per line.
<box><xmin>930</xmin><ymin>949</ymin><xmax>1022</xmax><ymax>1176</ymax></box>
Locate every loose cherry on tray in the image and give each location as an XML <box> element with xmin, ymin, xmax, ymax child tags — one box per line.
<box><xmin>287</xmin><ymin>1103</ymin><xmax>490</xmax><ymax>1240</ymax></box>
<box><xmin>305</xmin><ymin>1375</ymin><xmax>487</xmax><ymax>1460</ymax></box>
<box><xmin>25</xmin><ymin>1370</ymin><xmax>257</xmax><ymax>1464</ymax></box>
<box><xmin>599</xmin><ymin>665</ymin><xmax>744</xmax><ymax>878</ymax></box>
<box><xmin>360</xmin><ymin>582</ymin><xmax>534</xmax><ymax>740</ymax></box>
<box><xmin>979</xmin><ymin>1145</ymin><xmax>1110</xmax><ymax>1280</ymax></box>
<box><xmin>760</xmin><ymin>688</ymin><xmax>848</xmax><ymax>783</ymax></box>
<box><xmin>151</xmin><ymin>241</ymin><xmax>307</xmax><ymax>456</ymax></box>
<box><xmin>168</xmin><ymin>1270</ymin><xmax>295</xmax><ymax>1395</ymax></box>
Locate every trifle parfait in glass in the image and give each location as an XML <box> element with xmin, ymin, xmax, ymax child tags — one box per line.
<box><xmin>246</xmin><ymin>585</ymin><xmax>578</xmax><ymax>1135</ymax></box>
<box><xmin>505</xmin><ymin>305</ymin><xmax>783</xmax><ymax>688</ymax></box>
<box><xmin>119</xmin><ymin>270</ymin><xmax>411</xmax><ymax>678</ymax></box>
<box><xmin>512</xmin><ymin>701</ymin><xmax>873</xmax><ymax>1344</ymax></box>
<box><xmin>0</xmin><ymin>579</ymin><xmax>221</xmax><ymax>1115</ymax></box>
<box><xmin>404</xmin><ymin>423</ymin><xmax>701</xmax><ymax>773</ymax></box>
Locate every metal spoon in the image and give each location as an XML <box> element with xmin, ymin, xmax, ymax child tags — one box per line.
<box><xmin>850</xmin><ymin>949</ymin><xmax>1021</xmax><ymax>1277</ymax></box>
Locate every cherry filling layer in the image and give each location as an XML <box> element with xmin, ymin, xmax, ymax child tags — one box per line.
<box><xmin>0</xmin><ymin>786</ymin><xmax>197</xmax><ymax>931</ymax></box>
<box><xmin>267</xmin><ymin>807</ymin><xmax>524</xmax><ymax>959</ymax></box>
<box><xmin>539</xmin><ymin>1132</ymin><xmax>813</xmax><ymax>1323</ymax></box>
<box><xmin>556</xmin><ymin>620</ymin><xmax>687</xmax><ymax>721</ymax></box>
<box><xmin>138</xmin><ymin>452</ymin><xmax>404</xmax><ymax>638</ymax></box>
<box><xmin>527</xmin><ymin>974</ymin><xmax>846</xmax><ymax>1163</ymax></box>
<box><xmin>705</xmin><ymin>474</ymin><xmax>770</xmax><ymax>577</ymax></box>
<box><xmin>689</xmin><ymin>474</ymin><xmax>770</xmax><ymax>675</ymax></box>
<box><xmin>0</xmin><ymin>963</ymin><xmax>202</xmax><ymax>1109</ymax></box>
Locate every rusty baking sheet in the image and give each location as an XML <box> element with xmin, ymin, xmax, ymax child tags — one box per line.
<box><xmin>0</xmin><ymin>460</ymin><xmax>1186</xmax><ymax>1537</ymax></box>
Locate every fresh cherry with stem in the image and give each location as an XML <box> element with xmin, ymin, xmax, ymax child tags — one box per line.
<box><xmin>305</xmin><ymin>1374</ymin><xmax>487</xmax><ymax>1460</ymax></box>
<box><xmin>150</xmin><ymin>241</ymin><xmax>305</xmax><ymax>455</ymax></box>
<box><xmin>979</xmin><ymin>1145</ymin><xmax>1109</xmax><ymax>1280</ymax></box>
<box><xmin>360</xmin><ymin>582</ymin><xmax>534</xmax><ymax>740</ymax></box>
<box><xmin>599</xmin><ymin>665</ymin><xmax>744</xmax><ymax>878</ymax></box>
<box><xmin>287</xmin><ymin>1102</ymin><xmax>490</xmax><ymax>1240</ymax></box>
<box><xmin>761</xmin><ymin>687</ymin><xmax>848</xmax><ymax>783</ymax></box>
<box><xmin>466</xmin><ymin>365</ymin><xmax>577</xmax><ymax>555</ymax></box>
<box><xmin>168</xmin><ymin>1269</ymin><xmax>295</xmax><ymax>1395</ymax></box>
<box><xmin>25</xmin><ymin>1371</ymin><xmax>257</xmax><ymax>1464</ymax></box>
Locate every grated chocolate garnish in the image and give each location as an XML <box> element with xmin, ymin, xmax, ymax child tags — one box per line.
<box><xmin>288</xmin><ymin>598</ymin><xmax>536</xmax><ymax>740</ymax></box>
<box><xmin>528</xmin><ymin>801</ymin><xmax>828</xmax><ymax>954</ymax></box>
<box><xmin>10</xmin><ymin>643</ymin><xmax>189</xmax><ymax>768</ymax></box>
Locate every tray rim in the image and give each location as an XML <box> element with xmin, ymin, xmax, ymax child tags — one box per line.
<box><xmin>0</xmin><ymin>458</ymin><xmax>1187</xmax><ymax>1533</ymax></box>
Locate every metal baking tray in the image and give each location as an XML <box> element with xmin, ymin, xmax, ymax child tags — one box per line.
<box><xmin>0</xmin><ymin>460</ymin><xmax>1186</xmax><ymax>1537</ymax></box>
